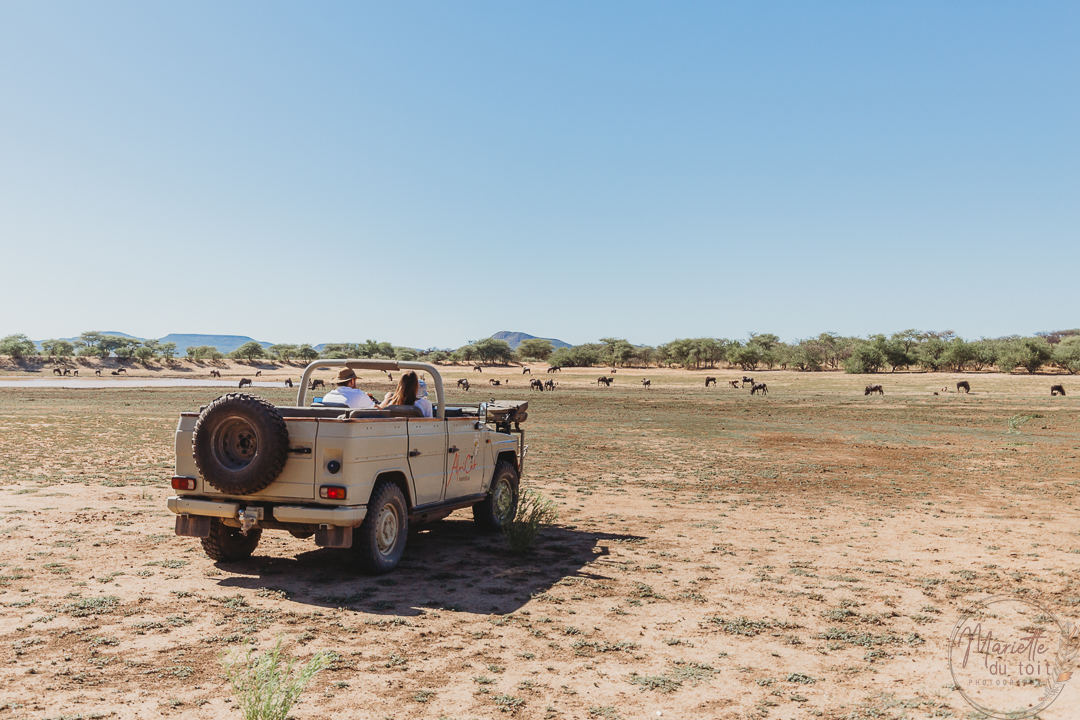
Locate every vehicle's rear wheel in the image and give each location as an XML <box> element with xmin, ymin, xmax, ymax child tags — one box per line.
<box><xmin>352</xmin><ymin>481</ymin><xmax>408</xmax><ymax>574</ymax></box>
<box><xmin>192</xmin><ymin>393</ymin><xmax>289</xmax><ymax>496</ymax></box>
<box><xmin>473</xmin><ymin>461</ymin><xmax>519</xmax><ymax>531</ymax></box>
<box><xmin>201</xmin><ymin>519</ymin><xmax>262</xmax><ymax>562</ymax></box>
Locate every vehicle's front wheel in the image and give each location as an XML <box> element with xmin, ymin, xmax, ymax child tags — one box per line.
<box><xmin>201</xmin><ymin>519</ymin><xmax>262</xmax><ymax>562</ymax></box>
<box><xmin>473</xmin><ymin>461</ymin><xmax>519</xmax><ymax>531</ymax></box>
<box><xmin>352</xmin><ymin>481</ymin><xmax>408</xmax><ymax>574</ymax></box>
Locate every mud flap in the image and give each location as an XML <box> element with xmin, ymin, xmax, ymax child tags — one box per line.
<box><xmin>175</xmin><ymin>514</ymin><xmax>212</xmax><ymax>538</ymax></box>
<box><xmin>315</xmin><ymin>525</ymin><xmax>353</xmax><ymax>548</ymax></box>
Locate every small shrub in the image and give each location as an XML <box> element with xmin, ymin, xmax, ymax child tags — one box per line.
<box><xmin>503</xmin><ymin>489</ymin><xmax>559</xmax><ymax>554</ymax></box>
<box><xmin>220</xmin><ymin>638</ymin><xmax>328</xmax><ymax>720</ymax></box>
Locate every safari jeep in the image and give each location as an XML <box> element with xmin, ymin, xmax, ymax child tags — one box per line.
<box><xmin>167</xmin><ymin>360</ymin><xmax>528</xmax><ymax>573</ymax></box>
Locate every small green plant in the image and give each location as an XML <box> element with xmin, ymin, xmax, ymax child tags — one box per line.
<box><xmin>220</xmin><ymin>638</ymin><xmax>329</xmax><ymax>720</ymax></box>
<box><xmin>503</xmin><ymin>489</ymin><xmax>559</xmax><ymax>554</ymax></box>
<box><xmin>1007</xmin><ymin>413</ymin><xmax>1043</xmax><ymax>434</ymax></box>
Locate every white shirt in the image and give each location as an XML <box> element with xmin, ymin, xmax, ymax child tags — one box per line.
<box><xmin>414</xmin><ymin>396</ymin><xmax>434</xmax><ymax>418</ymax></box>
<box><xmin>380</xmin><ymin>392</ymin><xmax>434</xmax><ymax>418</ymax></box>
<box><xmin>321</xmin><ymin>385</ymin><xmax>376</xmax><ymax>409</ymax></box>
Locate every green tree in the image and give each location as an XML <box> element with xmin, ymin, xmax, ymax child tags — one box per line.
<box><xmin>296</xmin><ymin>344</ymin><xmax>319</xmax><ymax>362</ymax></box>
<box><xmin>728</xmin><ymin>343</ymin><xmax>761</xmax><ymax>371</ymax></box>
<box><xmin>394</xmin><ymin>347</ymin><xmax>419</xmax><ymax>361</ymax></box>
<box><xmin>160</xmin><ymin>342</ymin><xmax>178</xmax><ymax>361</ymax></box>
<box><xmin>1053</xmin><ymin>336</ymin><xmax>1080</xmax><ymax>374</ymax></box>
<box><xmin>844</xmin><ymin>342</ymin><xmax>886</xmax><ymax>373</ymax></box>
<box><xmin>941</xmin><ymin>338</ymin><xmax>976</xmax><ymax>372</ymax></box>
<box><xmin>231</xmin><ymin>341</ymin><xmax>267</xmax><ymax>362</ymax></box>
<box><xmin>0</xmin><ymin>334</ymin><xmax>36</xmax><ymax>359</ymax></box>
<box><xmin>41</xmin><ymin>339</ymin><xmax>75</xmax><ymax>357</ymax></box>
<box><xmin>548</xmin><ymin>343</ymin><xmax>603</xmax><ymax>368</ymax></box>
<box><xmin>133</xmin><ymin>346</ymin><xmax>154</xmax><ymax>362</ymax></box>
<box><xmin>517</xmin><ymin>338</ymin><xmax>554</xmax><ymax>362</ymax></box>
<box><xmin>1002</xmin><ymin>337</ymin><xmax>1053</xmax><ymax>374</ymax></box>
<box><xmin>473</xmin><ymin>338</ymin><xmax>514</xmax><ymax>365</ymax></box>
<box><xmin>269</xmin><ymin>344</ymin><xmax>298</xmax><ymax>362</ymax></box>
<box><xmin>969</xmin><ymin>339</ymin><xmax>999</xmax><ymax>371</ymax></box>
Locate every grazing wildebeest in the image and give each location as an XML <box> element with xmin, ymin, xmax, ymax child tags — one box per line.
<box><xmin>547</xmin><ymin>366</ymin><xmax>561</xmax><ymax>373</ymax></box>
<box><xmin>741</xmin><ymin>376</ymin><xmax>754</xmax><ymax>387</ymax></box>
<box><xmin>457</xmin><ymin>378</ymin><xmax>470</xmax><ymax>390</ymax></box>
<box><xmin>597</xmin><ymin>376</ymin><xmax>613</xmax><ymax>387</ymax></box>
<box><xmin>530</xmin><ymin>378</ymin><xmax>544</xmax><ymax>391</ymax></box>
<box><xmin>64</xmin><ymin>369</ymin><xmax>72</xmax><ymax>375</ymax></box>
<box><xmin>72</xmin><ymin>370</ymin><xmax>77</xmax><ymax>376</ymax></box>
<box><xmin>255</xmin><ymin>371</ymin><xmax>261</xmax><ymax>377</ymax></box>
<box><xmin>865</xmin><ymin>384</ymin><xmax>884</xmax><ymax>396</ymax></box>
<box><xmin>489</xmin><ymin>378</ymin><xmax>501</xmax><ymax>386</ymax></box>
<box><xmin>310</xmin><ymin>379</ymin><xmax>325</xmax><ymax>391</ymax></box>
<box><xmin>705</xmin><ymin>377</ymin><xmax>717</xmax><ymax>387</ymax></box>
<box><xmin>95</xmin><ymin>369</ymin><xmax>101</xmax><ymax>376</ymax></box>
<box><xmin>53</xmin><ymin>367</ymin><xmax>62</xmax><ymax>375</ymax></box>
<box><xmin>544</xmin><ymin>379</ymin><xmax>556</xmax><ymax>391</ymax></box>
<box><xmin>642</xmin><ymin>378</ymin><xmax>651</xmax><ymax>389</ymax></box>
<box><xmin>1051</xmin><ymin>384</ymin><xmax>1066</xmax><ymax>396</ymax></box>
<box><xmin>110</xmin><ymin>371</ymin><xmax>120</xmax><ymax>376</ymax></box>
<box><xmin>522</xmin><ymin>367</ymin><xmax>531</xmax><ymax>375</ymax></box>
<box><xmin>728</xmin><ymin>380</ymin><xmax>739</xmax><ymax>388</ymax></box>
<box><xmin>239</xmin><ymin>378</ymin><xmax>252</xmax><ymax>389</ymax></box>
<box><xmin>210</xmin><ymin>369</ymin><xmax>221</xmax><ymax>378</ymax></box>
<box><xmin>473</xmin><ymin>365</ymin><xmax>483</xmax><ymax>372</ymax></box>
<box><xmin>116</xmin><ymin>368</ymin><xmax>126</xmax><ymax>374</ymax></box>
<box><xmin>956</xmin><ymin>381</ymin><xmax>971</xmax><ymax>394</ymax></box>
<box><xmin>750</xmin><ymin>382</ymin><xmax>768</xmax><ymax>395</ymax></box>
<box><xmin>285</xmin><ymin>378</ymin><xmax>293</xmax><ymax>388</ymax></box>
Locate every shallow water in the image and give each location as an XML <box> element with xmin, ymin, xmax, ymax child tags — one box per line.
<box><xmin>0</xmin><ymin>378</ymin><xmax>290</xmax><ymax>389</ymax></box>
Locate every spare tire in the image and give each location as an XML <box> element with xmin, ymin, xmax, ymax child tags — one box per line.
<box><xmin>192</xmin><ymin>392</ymin><xmax>289</xmax><ymax>495</ymax></box>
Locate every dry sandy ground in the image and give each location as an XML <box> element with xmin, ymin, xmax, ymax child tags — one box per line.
<box><xmin>0</xmin><ymin>367</ymin><xmax>1078</xmax><ymax>719</ymax></box>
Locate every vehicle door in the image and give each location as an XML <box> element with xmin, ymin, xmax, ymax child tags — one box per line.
<box><xmin>406</xmin><ymin>418</ymin><xmax>447</xmax><ymax>506</ymax></box>
<box><xmin>445</xmin><ymin>417</ymin><xmax>484</xmax><ymax>498</ymax></box>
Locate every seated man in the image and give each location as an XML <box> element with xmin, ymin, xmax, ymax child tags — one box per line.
<box><xmin>321</xmin><ymin>368</ymin><xmax>377</xmax><ymax>409</ymax></box>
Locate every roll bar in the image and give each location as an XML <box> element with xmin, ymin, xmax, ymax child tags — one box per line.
<box><xmin>296</xmin><ymin>360</ymin><xmax>446</xmax><ymax>419</ymax></box>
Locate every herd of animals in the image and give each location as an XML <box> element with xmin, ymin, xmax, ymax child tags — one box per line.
<box><xmin>42</xmin><ymin>363</ymin><xmax>1068</xmax><ymax>397</ymax></box>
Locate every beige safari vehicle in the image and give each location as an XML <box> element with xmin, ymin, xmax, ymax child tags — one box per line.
<box><xmin>167</xmin><ymin>360</ymin><xmax>528</xmax><ymax>573</ymax></box>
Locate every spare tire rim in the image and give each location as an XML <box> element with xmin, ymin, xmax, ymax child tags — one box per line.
<box><xmin>211</xmin><ymin>416</ymin><xmax>259</xmax><ymax>471</ymax></box>
<box><xmin>375</xmin><ymin>503</ymin><xmax>399</xmax><ymax>556</ymax></box>
<box><xmin>493</xmin><ymin>478</ymin><xmax>514</xmax><ymax>522</ymax></box>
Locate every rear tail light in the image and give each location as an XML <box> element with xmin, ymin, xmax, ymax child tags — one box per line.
<box><xmin>320</xmin><ymin>486</ymin><xmax>346</xmax><ymax>500</ymax></box>
<box><xmin>171</xmin><ymin>477</ymin><xmax>196</xmax><ymax>491</ymax></box>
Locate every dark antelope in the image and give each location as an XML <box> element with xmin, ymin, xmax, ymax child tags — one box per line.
<box><xmin>1051</xmin><ymin>384</ymin><xmax>1066</xmax><ymax>396</ymax></box>
<box><xmin>597</xmin><ymin>376</ymin><xmax>613</xmax><ymax>387</ymax></box>
<box><xmin>641</xmin><ymin>378</ymin><xmax>651</xmax><ymax>389</ymax></box>
<box><xmin>864</xmin><ymin>384</ymin><xmax>884</xmax><ymax>396</ymax></box>
<box><xmin>750</xmin><ymin>382</ymin><xmax>768</xmax><ymax>395</ymax></box>
<box><xmin>956</xmin><ymin>381</ymin><xmax>971</xmax><ymax>394</ymax></box>
<box><xmin>239</xmin><ymin>378</ymin><xmax>253</xmax><ymax>389</ymax></box>
<box><xmin>530</xmin><ymin>378</ymin><xmax>544</xmax><ymax>391</ymax></box>
<box><xmin>705</xmin><ymin>377</ymin><xmax>717</xmax><ymax>387</ymax></box>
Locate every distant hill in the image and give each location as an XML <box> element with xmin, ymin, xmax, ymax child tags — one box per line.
<box><xmin>490</xmin><ymin>331</ymin><xmax>571</xmax><ymax>350</ymax></box>
<box><xmin>158</xmin><ymin>334</ymin><xmax>272</xmax><ymax>354</ymax></box>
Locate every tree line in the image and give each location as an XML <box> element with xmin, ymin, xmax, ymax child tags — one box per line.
<box><xmin>3</xmin><ymin>329</ymin><xmax>1079</xmax><ymax>374</ymax></box>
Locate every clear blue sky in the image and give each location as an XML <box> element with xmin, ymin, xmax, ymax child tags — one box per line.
<box><xmin>1</xmin><ymin>2</ymin><xmax>1077</xmax><ymax>349</ymax></box>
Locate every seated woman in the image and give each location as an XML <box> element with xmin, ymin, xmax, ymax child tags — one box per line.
<box><xmin>379</xmin><ymin>370</ymin><xmax>433</xmax><ymax>418</ymax></box>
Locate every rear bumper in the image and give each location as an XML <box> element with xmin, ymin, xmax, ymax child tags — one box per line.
<box><xmin>166</xmin><ymin>496</ymin><xmax>367</xmax><ymax>527</ymax></box>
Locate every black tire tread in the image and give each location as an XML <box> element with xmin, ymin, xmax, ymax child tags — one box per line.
<box><xmin>192</xmin><ymin>392</ymin><xmax>289</xmax><ymax>495</ymax></box>
<box><xmin>352</xmin><ymin>481</ymin><xmax>408</xmax><ymax>575</ymax></box>
<box><xmin>201</xmin><ymin>520</ymin><xmax>262</xmax><ymax>562</ymax></box>
<box><xmin>473</xmin><ymin>460</ymin><xmax>519</xmax><ymax>532</ymax></box>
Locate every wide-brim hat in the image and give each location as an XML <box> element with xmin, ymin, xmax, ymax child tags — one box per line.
<box><xmin>333</xmin><ymin>368</ymin><xmax>358</xmax><ymax>385</ymax></box>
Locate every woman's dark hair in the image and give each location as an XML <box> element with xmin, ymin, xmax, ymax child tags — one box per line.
<box><xmin>388</xmin><ymin>370</ymin><xmax>419</xmax><ymax>407</ymax></box>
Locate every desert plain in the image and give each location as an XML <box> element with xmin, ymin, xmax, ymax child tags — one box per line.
<box><xmin>0</xmin><ymin>360</ymin><xmax>1078</xmax><ymax>719</ymax></box>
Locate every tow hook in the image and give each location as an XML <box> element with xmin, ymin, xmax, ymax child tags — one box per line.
<box><xmin>238</xmin><ymin>506</ymin><xmax>264</xmax><ymax>536</ymax></box>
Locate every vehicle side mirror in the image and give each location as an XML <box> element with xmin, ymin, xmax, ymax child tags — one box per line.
<box><xmin>478</xmin><ymin>402</ymin><xmax>488</xmax><ymax>426</ymax></box>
